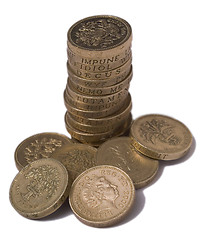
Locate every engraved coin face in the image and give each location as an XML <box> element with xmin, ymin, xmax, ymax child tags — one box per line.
<box><xmin>69</xmin><ymin>165</ymin><xmax>135</xmax><ymax>227</ymax></box>
<box><xmin>14</xmin><ymin>132</ymin><xmax>73</xmax><ymax>170</ymax></box>
<box><xmin>51</xmin><ymin>144</ymin><xmax>97</xmax><ymax>182</ymax></box>
<box><xmin>96</xmin><ymin>137</ymin><xmax>159</xmax><ymax>189</ymax></box>
<box><xmin>68</xmin><ymin>15</ymin><xmax>132</xmax><ymax>51</ymax></box>
<box><xmin>130</xmin><ymin>114</ymin><xmax>193</xmax><ymax>160</ymax></box>
<box><xmin>9</xmin><ymin>158</ymin><xmax>69</xmax><ymax>219</ymax></box>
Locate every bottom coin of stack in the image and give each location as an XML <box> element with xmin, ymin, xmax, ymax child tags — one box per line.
<box><xmin>9</xmin><ymin>113</ymin><xmax>193</xmax><ymax>227</ymax></box>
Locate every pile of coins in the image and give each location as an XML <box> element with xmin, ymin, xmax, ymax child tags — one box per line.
<box><xmin>64</xmin><ymin>15</ymin><xmax>133</xmax><ymax>146</ymax></box>
<box><xmin>9</xmin><ymin>15</ymin><xmax>194</xmax><ymax>228</ymax></box>
<box><xmin>9</xmin><ymin>114</ymin><xmax>193</xmax><ymax>227</ymax></box>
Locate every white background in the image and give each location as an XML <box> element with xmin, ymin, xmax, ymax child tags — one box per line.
<box><xmin>0</xmin><ymin>0</ymin><xmax>199</xmax><ymax>239</ymax></box>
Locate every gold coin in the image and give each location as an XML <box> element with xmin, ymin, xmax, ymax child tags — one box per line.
<box><xmin>67</xmin><ymin>46</ymin><xmax>132</xmax><ymax>72</ymax></box>
<box><xmin>130</xmin><ymin>114</ymin><xmax>193</xmax><ymax>160</ymax></box>
<box><xmin>65</xmin><ymin>113</ymin><xmax>132</xmax><ymax>145</ymax></box>
<box><xmin>15</xmin><ymin>132</ymin><xmax>74</xmax><ymax>170</ymax></box>
<box><xmin>68</xmin><ymin>93</ymin><xmax>132</xmax><ymax>126</ymax></box>
<box><xmin>67</xmin><ymin>62</ymin><xmax>132</xmax><ymax>88</ymax></box>
<box><xmin>66</xmin><ymin>112</ymin><xmax>129</xmax><ymax>134</ymax></box>
<box><xmin>51</xmin><ymin>143</ymin><xmax>97</xmax><ymax>182</ymax></box>
<box><xmin>69</xmin><ymin>165</ymin><xmax>135</xmax><ymax>227</ymax></box>
<box><xmin>66</xmin><ymin>81</ymin><xmax>129</xmax><ymax>106</ymax></box>
<box><xmin>64</xmin><ymin>90</ymin><xmax>126</xmax><ymax>118</ymax></box>
<box><xmin>68</xmin><ymin>69</ymin><xmax>132</xmax><ymax>96</ymax></box>
<box><xmin>67</xmin><ymin>57</ymin><xmax>132</xmax><ymax>80</ymax></box>
<box><xmin>64</xmin><ymin>85</ymin><xmax>129</xmax><ymax>111</ymax></box>
<box><xmin>9</xmin><ymin>158</ymin><xmax>69</xmax><ymax>219</ymax></box>
<box><xmin>67</xmin><ymin>15</ymin><xmax>132</xmax><ymax>57</ymax></box>
<box><xmin>96</xmin><ymin>137</ymin><xmax>159</xmax><ymax>189</ymax></box>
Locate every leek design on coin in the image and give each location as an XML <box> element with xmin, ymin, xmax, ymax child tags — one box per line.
<box><xmin>130</xmin><ymin>114</ymin><xmax>193</xmax><ymax>160</ymax></box>
<box><xmin>69</xmin><ymin>165</ymin><xmax>135</xmax><ymax>227</ymax></box>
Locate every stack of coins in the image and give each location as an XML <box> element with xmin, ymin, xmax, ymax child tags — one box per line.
<box><xmin>64</xmin><ymin>15</ymin><xmax>133</xmax><ymax>146</ymax></box>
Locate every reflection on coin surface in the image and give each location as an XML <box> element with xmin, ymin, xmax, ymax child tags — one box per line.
<box><xmin>69</xmin><ymin>165</ymin><xmax>135</xmax><ymax>227</ymax></box>
<box><xmin>96</xmin><ymin>137</ymin><xmax>159</xmax><ymax>189</ymax></box>
<box><xmin>52</xmin><ymin>144</ymin><xmax>97</xmax><ymax>182</ymax></box>
<box><xmin>68</xmin><ymin>15</ymin><xmax>132</xmax><ymax>51</ymax></box>
<box><xmin>9</xmin><ymin>158</ymin><xmax>69</xmax><ymax>219</ymax></box>
<box><xmin>130</xmin><ymin>114</ymin><xmax>193</xmax><ymax>160</ymax></box>
<box><xmin>14</xmin><ymin>132</ymin><xmax>73</xmax><ymax>170</ymax></box>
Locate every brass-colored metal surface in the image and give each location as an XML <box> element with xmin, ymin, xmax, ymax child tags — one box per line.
<box><xmin>130</xmin><ymin>114</ymin><xmax>193</xmax><ymax>160</ymax></box>
<box><xmin>65</xmin><ymin>113</ymin><xmax>132</xmax><ymax>145</ymax></box>
<box><xmin>69</xmin><ymin>165</ymin><xmax>135</xmax><ymax>227</ymax></box>
<box><xmin>66</xmin><ymin>112</ymin><xmax>128</xmax><ymax>134</ymax></box>
<box><xmin>9</xmin><ymin>158</ymin><xmax>69</xmax><ymax>219</ymax></box>
<box><xmin>67</xmin><ymin>63</ymin><xmax>132</xmax><ymax>88</ymax></box>
<box><xmin>52</xmin><ymin>144</ymin><xmax>97</xmax><ymax>182</ymax></box>
<box><xmin>66</xmin><ymin>81</ymin><xmax>129</xmax><ymax>106</ymax></box>
<box><xmin>67</xmin><ymin>46</ymin><xmax>132</xmax><ymax>72</ymax></box>
<box><xmin>68</xmin><ymin>69</ymin><xmax>132</xmax><ymax>96</ymax></box>
<box><xmin>14</xmin><ymin>132</ymin><xmax>74</xmax><ymax>171</ymax></box>
<box><xmin>64</xmin><ymin>91</ymin><xmax>126</xmax><ymax>118</ymax></box>
<box><xmin>64</xmin><ymin>85</ymin><xmax>129</xmax><ymax>111</ymax></box>
<box><xmin>96</xmin><ymin>137</ymin><xmax>159</xmax><ymax>189</ymax></box>
<box><xmin>67</xmin><ymin>15</ymin><xmax>132</xmax><ymax>55</ymax></box>
<box><xmin>67</xmin><ymin>57</ymin><xmax>132</xmax><ymax>80</ymax></box>
<box><xmin>67</xmin><ymin>93</ymin><xmax>132</xmax><ymax>126</ymax></box>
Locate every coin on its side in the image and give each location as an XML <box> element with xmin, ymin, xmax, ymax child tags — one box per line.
<box><xmin>15</xmin><ymin>132</ymin><xmax>73</xmax><ymax>170</ymax></box>
<box><xmin>69</xmin><ymin>165</ymin><xmax>135</xmax><ymax>227</ymax></box>
<box><xmin>9</xmin><ymin>158</ymin><xmax>69</xmax><ymax>219</ymax></box>
<box><xmin>51</xmin><ymin>143</ymin><xmax>97</xmax><ymax>182</ymax></box>
<box><xmin>130</xmin><ymin>114</ymin><xmax>193</xmax><ymax>160</ymax></box>
<box><xmin>96</xmin><ymin>137</ymin><xmax>159</xmax><ymax>189</ymax></box>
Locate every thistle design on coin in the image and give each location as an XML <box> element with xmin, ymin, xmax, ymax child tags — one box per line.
<box><xmin>139</xmin><ymin>119</ymin><xmax>181</xmax><ymax>146</ymax></box>
<box><xmin>24</xmin><ymin>138</ymin><xmax>63</xmax><ymax>163</ymax></box>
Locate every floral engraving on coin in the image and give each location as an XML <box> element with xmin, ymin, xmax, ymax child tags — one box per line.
<box><xmin>139</xmin><ymin>119</ymin><xmax>181</xmax><ymax>145</ymax></box>
<box><xmin>73</xmin><ymin>18</ymin><xmax>127</xmax><ymax>49</ymax></box>
<box><xmin>60</xmin><ymin>149</ymin><xmax>96</xmax><ymax>171</ymax></box>
<box><xmin>82</xmin><ymin>176</ymin><xmax>119</xmax><ymax>211</ymax></box>
<box><xmin>21</xmin><ymin>165</ymin><xmax>60</xmax><ymax>201</ymax></box>
<box><xmin>24</xmin><ymin>138</ymin><xmax>63</xmax><ymax>163</ymax></box>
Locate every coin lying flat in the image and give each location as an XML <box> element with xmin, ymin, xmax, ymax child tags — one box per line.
<box><xmin>130</xmin><ymin>114</ymin><xmax>193</xmax><ymax>160</ymax></box>
<box><xmin>9</xmin><ymin>158</ymin><xmax>69</xmax><ymax>219</ymax></box>
<box><xmin>67</xmin><ymin>15</ymin><xmax>132</xmax><ymax>57</ymax></box>
<box><xmin>51</xmin><ymin>143</ymin><xmax>97</xmax><ymax>182</ymax></box>
<box><xmin>14</xmin><ymin>132</ymin><xmax>73</xmax><ymax>170</ymax></box>
<box><xmin>96</xmin><ymin>137</ymin><xmax>159</xmax><ymax>189</ymax></box>
<box><xmin>69</xmin><ymin>165</ymin><xmax>135</xmax><ymax>227</ymax></box>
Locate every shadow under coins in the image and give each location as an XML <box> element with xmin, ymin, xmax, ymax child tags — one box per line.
<box><xmin>39</xmin><ymin>198</ymin><xmax>72</xmax><ymax>221</ymax></box>
<box><xmin>117</xmin><ymin>135</ymin><xmax>196</xmax><ymax>227</ymax></box>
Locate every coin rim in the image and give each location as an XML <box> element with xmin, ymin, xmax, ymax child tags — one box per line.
<box><xmin>96</xmin><ymin>136</ymin><xmax>159</xmax><ymax>189</ymax></box>
<box><xmin>130</xmin><ymin>114</ymin><xmax>193</xmax><ymax>160</ymax></box>
<box><xmin>9</xmin><ymin>158</ymin><xmax>69</xmax><ymax>219</ymax></box>
<box><xmin>67</xmin><ymin>15</ymin><xmax>132</xmax><ymax>52</ymax></box>
<box><xmin>14</xmin><ymin>132</ymin><xmax>73</xmax><ymax>171</ymax></box>
<box><xmin>69</xmin><ymin>165</ymin><xmax>135</xmax><ymax>227</ymax></box>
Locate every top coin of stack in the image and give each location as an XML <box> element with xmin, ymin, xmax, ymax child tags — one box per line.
<box><xmin>64</xmin><ymin>15</ymin><xmax>133</xmax><ymax>146</ymax></box>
